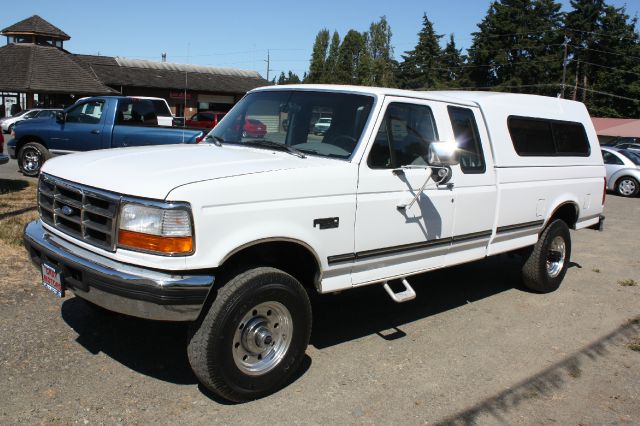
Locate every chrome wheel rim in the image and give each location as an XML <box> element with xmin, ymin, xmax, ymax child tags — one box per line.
<box><xmin>618</xmin><ymin>179</ymin><xmax>637</xmax><ymax>196</ymax></box>
<box><xmin>232</xmin><ymin>301</ymin><xmax>292</xmax><ymax>376</ymax></box>
<box><xmin>22</xmin><ymin>148</ymin><xmax>41</xmax><ymax>173</ymax></box>
<box><xmin>546</xmin><ymin>236</ymin><xmax>566</xmax><ymax>278</ymax></box>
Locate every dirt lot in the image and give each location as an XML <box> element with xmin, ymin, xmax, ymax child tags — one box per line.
<box><xmin>0</xmin><ymin>178</ymin><xmax>638</xmax><ymax>425</ymax></box>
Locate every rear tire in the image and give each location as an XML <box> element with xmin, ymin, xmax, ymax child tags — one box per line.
<box><xmin>522</xmin><ymin>219</ymin><xmax>571</xmax><ymax>293</ymax></box>
<box><xmin>18</xmin><ymin>141</ymin><xmax>50</xmax><ymax>177</ymax></box>
<box><xmin>615</xmin><ymin>176</ymin><xmax>639</xmax><ymax>197</ymax></box>
<box><xmin>187</xmin><ymin>267</ymin><xmax>311</xmax><ymax>402</ymax></box>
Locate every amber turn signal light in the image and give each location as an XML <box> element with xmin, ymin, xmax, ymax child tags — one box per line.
<box><xmin>118</xmin><ymin>229</ymin><xmax>193</xmax><ymax>255</ymax></box>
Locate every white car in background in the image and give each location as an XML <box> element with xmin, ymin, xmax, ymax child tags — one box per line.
<box><xmin>1</xmin><ymin>109</ymin><xmax>32</xmax><ymax>133</ymax></box>
<box><xmin>601</xmin><ymin>146</ymin><xmax>640</xmax><ymax>197</ymax></box>
<box><xmin>313</xmin><ymin>117</ymin><xmax>332</xmax><ymax>135</ymax></box>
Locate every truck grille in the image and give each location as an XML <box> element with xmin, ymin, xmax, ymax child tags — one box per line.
<box><xmin>38</xmin><ymin>174</ymin><xmax>120</xmax><ymax>251</ymax></box>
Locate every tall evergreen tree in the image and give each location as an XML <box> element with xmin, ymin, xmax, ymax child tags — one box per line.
<box><xmin>398</xmin><ymin>13</ymin><xmax>444</xmax><ymax>89</ymax></box>
<box><xmin>335</xmin><ymin>30</ymin><xmax>366</xmax><ymax>84</ymax></box>
<box><xmin>440</xmin><ymin>34</ymin><xmax>465</xmax><ymax>86</ymax></box>
<box><xmin>565</xmin><ymin>0</ymin><xmax>640</xmax><ymax>116</ymax></box>
<box><xmin>367</xmin><ymin>16</ymin><xmax>396</xmax><ymax>87</ymax></box>
<box><xmin>465</xmin><ymin>0</ymin><xmax>564</xmax><ymax>94</ymax></box>
<box><xmin>323</xmin><ymin>31</ymin><xmax>341</xmax><ymax>83</ymax></box>
<box><xmin>307</xmin><ymin>29</ymin><xmax>330</xmax><ymax>83</ymax></box>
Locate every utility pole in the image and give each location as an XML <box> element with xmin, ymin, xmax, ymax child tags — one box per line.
<box><xmin>264</xmin><ymin>50</ymin><xmax>273</xmax><ymax>82</ymax></box>
<box><xmin>561</xmin><ymin>36</ymin><xmax>568</xmax><ymax>98</ymax></box>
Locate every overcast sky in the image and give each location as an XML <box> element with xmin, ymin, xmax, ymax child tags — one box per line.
<box><xmin>3</xmin><ymin>0</ymin><xmax>638</xmax><ymax>79</ymax></box>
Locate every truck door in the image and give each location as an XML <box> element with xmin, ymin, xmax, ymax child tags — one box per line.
<box><xmin>351</xmin><ymin>98</ymin><xmax>455</xmax><ymax>286</ymax></box>
<box><xmin>49</xmin><ymin>100</ymin><xmax>108</xmax><ymax>153</ymax></box>
<box><xmin>445</xmin><ymin>105</ymin><xmax>497</xmax><ymax>263</ymax></box>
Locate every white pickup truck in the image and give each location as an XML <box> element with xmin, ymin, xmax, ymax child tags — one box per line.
<box><xmin>24</xmin><ymin>85</ymin><xmax>605</xmax><ymax>402</ymax></box>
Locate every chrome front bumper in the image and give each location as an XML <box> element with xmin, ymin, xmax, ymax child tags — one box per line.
<box><xmin>24</xmin><ymin>220</ymin><xmax>215</xmax><ymax>321</ymax></box>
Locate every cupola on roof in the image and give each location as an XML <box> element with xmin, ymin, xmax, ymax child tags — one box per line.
<box><xmin>1</xmin><ymin>15</ymin><xmax>70</xmax><ymax>40</ymax></box>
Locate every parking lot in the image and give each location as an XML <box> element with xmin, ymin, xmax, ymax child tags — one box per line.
<box><xmin>0</xmin><ymin>150</ymin><xmax>638</xmax><ymax>424</ymax></box>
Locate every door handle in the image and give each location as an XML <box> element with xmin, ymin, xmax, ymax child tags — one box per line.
<box><xmin>90</xmin><ymin>129</ymin><xmax>101</xmax><ymax>135</ymax></box>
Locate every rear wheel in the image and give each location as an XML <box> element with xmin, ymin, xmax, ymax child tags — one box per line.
<box><xmin>522</xmin><ymin>219</ymin><xmax>571</xmax><ymax>293</ymax></box>
<box><xmin>18</xmin><ymin>142</ymin><xmax>50</xmax><ymax>177</ymax></box>
<box><xmin>616</xmin><ymin>176</ymin><xmax>639</xmax><ymax>197</ymax></box>
<box><xmin>187</xmin><ymin>267</ymin><xmax>311</xmax><ymax>402</ymax></box>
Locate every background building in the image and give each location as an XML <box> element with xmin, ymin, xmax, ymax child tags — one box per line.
<box><xmin>0</xmin><ymin>15</ymin><xmax>268</xmax><ymax>118</ymax></box>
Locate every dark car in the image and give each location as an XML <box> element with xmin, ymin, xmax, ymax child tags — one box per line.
<box><xmin>602</xmin><ymin>137</ymin><xmax>640</xmax><ymax>147</ymax></box>
<box><xmin>185</xmin><ymin>111</ymin><xmax>226</xmax><ymax>130</ymax></box>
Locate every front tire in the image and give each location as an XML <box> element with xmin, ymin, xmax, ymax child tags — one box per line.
<box><xmin>187</xmin><ymin>267</ymin><xmax>311</xmax><ymax>402</ymax></box>
<box><xmin>18</xmin><ymin>142</ymin><xmax>50</xmax><ymax>177</ymax></box>
<box><xmin>522</xmin><ymin>219</ymin><xmax>571</xmax><ymax>293</ymax></box>
<box><xmin>616</xmin><ymin>176</ymin><xmax>639</xmax><ymax>197</ymax></box>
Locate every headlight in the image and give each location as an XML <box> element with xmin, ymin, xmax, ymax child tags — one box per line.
<box><xmin>118</xmin><ymin>203</ymin><xmax>193</xmax><ymax>255</ymax></box>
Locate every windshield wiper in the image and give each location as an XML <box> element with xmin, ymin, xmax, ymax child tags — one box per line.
<box><xmin>204</xmin><ymin>134</ymin><xmax>224</xmax><ymax>147</ymax></box>
<box><xmin>243</xmin><ymin>140</ymin><xmax>306</xmax><ymax>159</ymax></box>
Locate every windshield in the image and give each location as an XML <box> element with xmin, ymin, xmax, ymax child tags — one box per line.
<box><xmin>209</xmin><ymin>90</ymin><xmax>375</xmax><ymax>159</ymax></box>
<box><xmin>620</xmin><ymin>149</ymin><xmax>640</xmax><ymax>165</ymax></box>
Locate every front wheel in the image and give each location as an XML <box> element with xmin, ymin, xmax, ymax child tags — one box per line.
<box><xmin>18</xmin><ymin>142</ymin><xmax>51</xmax><ymax>177</ymax></box>
<box><xmin>187</xmin><ymin>267</ymin><xmax>311</xmax><ymax>402</ymax></box>
<box><xmin>521</xmin><ymin>219</ymin><xmax>572</xmax><ymax>293</ymax></box>
<box><xmin>616</xmin><ymin>176</ymin><xmax>639</xmax><ymax>197</ymax></box>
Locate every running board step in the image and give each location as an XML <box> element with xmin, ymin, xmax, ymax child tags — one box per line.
<box><xmin>383</xmin><ymin>278</ymin><xmax>416</xmax><ymax>303</ymax></box>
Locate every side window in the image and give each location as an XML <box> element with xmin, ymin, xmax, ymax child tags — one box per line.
<box><xmin>190</xmin><ymin>113</ymin><xmax>199</xmax><ymax>121</ymax></box>
<box><xmin>150</xmin><ymin>100</ymin><xmax>171</xmax><ymax>117</ymax></box>
<box><xmin>552</xmin><ymin>122</ymin><xmax>590</xmax><ymax>155</ymax></box>
<box><xmin>66</xmin><ymin>101</ymin><xmax>105</xmax><ymax>124</ymax></box>
<box><xmin>602</xmin><ymin>150</ymin><xmax>623</xmax><ymax>165</ymax></box>
<box><xmin>368</xmin><ymin>103</ymin><xmax>438</xmax><ymax>169</ymax></box>
<box><xmin>116</xmin><ymin>100</ymin><xmax>157</xmax><ymax>126</ymax></box>
<box><xmin>508</xmin><ymin>116</ymin><xmax>590</xmax><ymax>156</ymax></box>
<box><xmin>508</xmin><ymin>117</ymin><xmax>555</xmax><ymax>155</ymax></box>
<box><xmin>448</xmin><ymin>106</ymin><xmax>486</xmax><ymax>174</ymax></box>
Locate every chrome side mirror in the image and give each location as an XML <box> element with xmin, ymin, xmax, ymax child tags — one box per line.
<box><xmin>428</xmin><ymin>142</ymin><xmax>459</xmax><ymax>167</ymax></box>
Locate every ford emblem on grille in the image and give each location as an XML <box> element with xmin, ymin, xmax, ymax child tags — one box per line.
<box><xmin>61</xmin><ymin>206</ymin><xmax>74</xmax><ymax>216</ymax></box>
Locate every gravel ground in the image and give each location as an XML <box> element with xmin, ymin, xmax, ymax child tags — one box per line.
<box><xmin>0</xmin><ymin>187</ymin><xmax>638</xmax><ymax>425</ymax></box>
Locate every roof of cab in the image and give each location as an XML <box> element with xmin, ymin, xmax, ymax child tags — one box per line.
<box><xmin>252</xmin><ymin>84</ymin><xmax>584</xmax><ymax>110</ymax></box>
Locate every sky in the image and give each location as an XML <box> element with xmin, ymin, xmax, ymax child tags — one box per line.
<box><xmin>3</xmin><ymin>0</ymin><xmax>639</xmax><ymax>80</ymax></box>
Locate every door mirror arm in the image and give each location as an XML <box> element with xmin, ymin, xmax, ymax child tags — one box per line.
<box><xmin>396</xmin><ymin>165</ymin><xmax>453</xmax><ymax>211</ymax></box>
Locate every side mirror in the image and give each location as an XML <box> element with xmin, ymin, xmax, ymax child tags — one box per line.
<box><xmin>56</xmin><ymin>112</ymin><xmax>65</xmax><ymax>123</ymax></box>
<box><xmin>428</xmin><ymin>141</ymin><xmax>459</xmax><ymax>167</ymax></box>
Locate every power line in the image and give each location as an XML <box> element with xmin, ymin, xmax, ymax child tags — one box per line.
<box><xmin>574</xmin><ymin>86</ymin><xmax>640</xmax><ymax>103</ymax></box>
<box><xmin>568</xmin><ymin>44</ymin><xmax>640</xmax><ymax>61</ymax></box>
<box><xmin>576</xmin><ymin>60</ymin><xmax>639</xmax><ymax>76</ymax></box>
<box><xmin>563</xmin><ymin>27</ymin><xmax>639</xmax><ymax>42</ymax></box>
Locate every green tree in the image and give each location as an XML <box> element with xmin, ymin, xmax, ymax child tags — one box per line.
<box><xmin>465</xmin><ymin>0</ymin><xmax>564</xmax><ymax>94</ymax></box>
<box><xmin>323</xmin><ymin>31</ymin><xmax>341</xmax><ymax>83</ymax></box>
<box><xmin>565</xmin><ymin>0</ymin><xmax>640</xmax><ymax>117</ymax></box>
<box><xmin>335</xmin><ymin>30</ymin><xmax>366</xmax><ymax>84</ymax></box>
<box><xmin>398</xmin><ymin>13</ymin><xmax>444</xmax><ymax>89</ymax></box>
<box><xmin>367</xmin><ymin>16</ymin><xmax>396</xmax><ymax>87</ymax></box>
<box><xmin>440</xmin><ymin>34</ymin><xmax>465</xmax><ymax>86</ymax></box>
<box><xmin>277</xmin><ymin>71</ymin><xmax>301</xmax><ymax>85</ymax></box>
<box><xmin>307</xmin><ymin>29</ymin><xmax>330</xmax><ymax>83</ymax></box>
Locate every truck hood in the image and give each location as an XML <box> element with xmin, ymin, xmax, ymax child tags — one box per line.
<box><xmin>42</xmin><ymin>144</ymin><xmax>328</xmax><ymax>200</ymax></box>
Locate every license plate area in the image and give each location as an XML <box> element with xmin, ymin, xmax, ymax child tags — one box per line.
<box><xmin>42</xmin><ymin>263</ymin><xmax>64</xmax><ymax>298</ymax></box>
